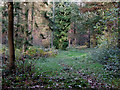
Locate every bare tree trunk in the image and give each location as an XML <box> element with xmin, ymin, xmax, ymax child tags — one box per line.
<box><xmin>69</xmin><ymin>38</ymin><xmax>71</xmax><ymax>48</ymax></box>
<box><xmin>73</xmin><ymin>23</ymin><xmax>76</xmax><ymax>47</ymax></box>
<box><xmin>51</xmin><ymin>0</ymin><xmax>55</xmax><ymax>48</ymax></box>
<box><xmin>8</xmin><ymin>2</ymin><xmax>15</xmax><ymax>71</ymax></box>
<box><xmin>93</xmin><ymin>33</ymin><xmax>97</xmax><ymax>47</ymax></box>
<box><xmin>87</xmin><ymin>29</ymin><xmax>90</xmax><ymax>48</ymax></box>
<box><xmin>51</xmin><ymin>32</ymin><xmax>53</xmax><ymax>48</ymax></box>
<box><xmin>74</xmin><ymin>38</ymin><xmax>76</xmax><ymax>47</ymax></box>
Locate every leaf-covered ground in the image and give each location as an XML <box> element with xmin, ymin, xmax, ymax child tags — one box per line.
<box><xmin>33</xmin><ymin>48</ymin><xmax>120</xmax><ymax>88</ymax></box>
<box><xmin>2</xmin><ymin>48</ymin><xmax>120</xmax><ymax>89</ymax></box>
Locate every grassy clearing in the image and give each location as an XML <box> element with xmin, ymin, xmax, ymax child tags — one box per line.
<box><xmin>35</xmin><ymin>48</ymin><xmax>102</xmax><ymax>75</ymax></box>
<box><xmin>2</xmin><ymin>47</ymin><xmax>120</xmax><ymax>88</ymax></box>
<box><xmin>33</xmin><ymin>48</ymin><xmax>120</xmax><ymax>88</ymax></box>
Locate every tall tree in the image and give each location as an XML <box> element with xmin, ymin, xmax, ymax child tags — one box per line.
<box><xmin>31</xmin><ymin>2</ymin><xmax>34</xmax><ymax>35</ymax></box>
<box><xmin>51</xmin><ymin>0</ymin><xmax>55</xmax><ymax>48</ymax></box>
<box><xmin>88</xmin><ymin>29</ymin><xmax>91</xmax><ymax>48</ymax></box>
<box><xmin>118</xmin><ymin>2</ymin><xmax>120</xmax><ymax>49</ymax></box>
<box><xmin>118</xmin><ymin>2</ymin><xmax>120</xmax><ymax>71</ymax></box>
<box><xmin>14</xmin><ymin>2</ymin><xmax>21</xmax><ymax>48</ymax></box>
<box><xmin>8</xmin><ymin>2</ymin><xmax>15</xmax><ymax>71</ymax></box>
<box><xmin>2</xmin><ymin>3</ymin><xmax>8</xmax><ymax>45</ymax></box>
<box><xmin>23</xmin><ymin>2</ymin><xmax>30</xmax><ymax>52</ymax></box>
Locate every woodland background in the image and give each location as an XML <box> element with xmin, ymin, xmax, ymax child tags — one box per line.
<box><xmin>0</xmin><ymin>1</ymin><xmax>120</xmax><ymax>89</ymax></box>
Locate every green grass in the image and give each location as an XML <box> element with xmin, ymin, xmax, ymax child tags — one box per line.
<box><xmin>35</xmin><ymin>49</ymin><xmax>102</xmax><ymax>74</ymax></box>
<box><xmin>35</xmin><ymin>49</ymin><xmax>88</xmax><ymax>73</ymax></box>
<box><xmin>2</xmin><ymin>46</ymin><xmax>120</xmax><ymax>88</ymax></box>
<box><xmin>34</xmin><ymin>48</ymin><xmax>120</xmax><ymax>88</ymax></box>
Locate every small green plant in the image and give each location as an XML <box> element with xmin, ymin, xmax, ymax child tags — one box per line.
<box><xmin>2</xmin><ymin>59</ymin><xmax>37</xmax><ymax>88</ymax></box>
<box><xmin>22</xmin><ymin>46</ymin><xmax>58</xmax><ymax>59</ymax></box>
<box><xmin>90</xmin><ymin>47</ymin><xmax>120</xmax><ymax>73</ymax></box>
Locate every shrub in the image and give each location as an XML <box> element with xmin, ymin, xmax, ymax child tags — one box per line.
<box><xmin>2</xmin><ymin>59</ymin><xmax>37</xmax><ymax>88</ymax></box>
<box><xmin>97</xmin><ymin>32</ymin><xmax>118</xmax><ymax>49</ymax></box>
<box><xmin>1</xmin><ymin>45</ymin><xmax>8</xmax><ymax>55</ymax></box>
<box><xmin>15</xmin><ymin>48</ymin><xmax>22</xmax><ymax>60</ymax></box>
<box><xmin>25</xmin><ymin>46</ymin><xmax>58</xmax><ymax>58</ymax></box>
<box><xmin>90</xmin><ymin>47</ymin><xmax>119</xmax><ymax>72</ymax></box>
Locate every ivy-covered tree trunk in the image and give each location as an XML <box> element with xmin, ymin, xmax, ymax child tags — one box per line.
<box><xmin>23</xmin><ymin>2</ymin><xmax>29</xmax><ymax>52</ymax></box>
<box><xmin>2</xmin><ymin>5</ymin><xmax>5</xmax><ymax>44</ymax></box>
<box><xmin>44</xmin><ymin>2</ymin><xmax>72</xmax><ymax>50</ymax></box>
<box><xmin>118</xmin><ymin>2</ymin><xmax>120</xmax><ymax>71</ymax></box>
<box><xmin>15</xmin><ymin>3</ymin><xmax>20</xmax><ymax>32</ymax></box>
<box><xmin>2</xmin><ymin>3</ymin><xmax>8</xmax><ymax>45</ymax></box>
<box><xmin>31</xmin><ymin>2</ymin><xmax>34</xmax><ymax>44</ymax></box>
<box><xmin>2</xmin><ymin>4</ymin><xmax>5</xmax><ymax>34</ymax></box>
<box><xmin>14</xmin><ymin>2</ymin><xmax>21</xmax><ymax>48</ymax></box>
<box><xmin>54</xmin><ymin>3</ymin><xmax>71</xmax><ymax>50</ymax></box>
<box><xmin>31</xmin><ymin>2</ymin><xmax>34</xmax><ymax>31</ymax></box>
<box><xmin>118</xmin><ymin>2</ymin><xmax>120</xmax><ymax>49</ymax></box>
<box><xmin>8</xmin><ymin>2</ymin><xmax>15</xmax><ymax>71</ymax></box>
